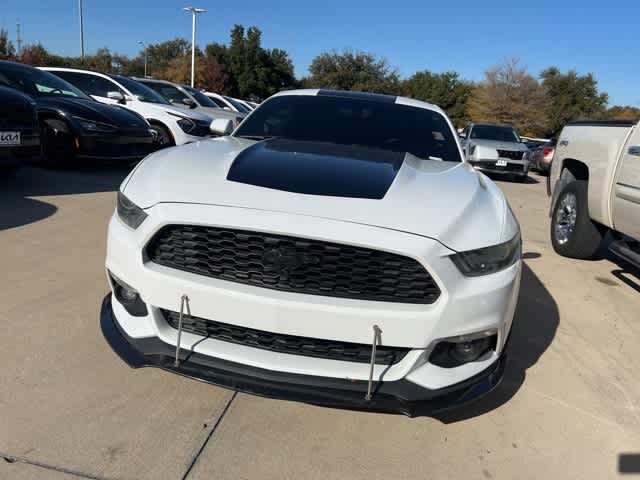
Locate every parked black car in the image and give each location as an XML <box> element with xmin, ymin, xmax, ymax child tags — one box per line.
<box><xmin>0</xmin><ymin>61</ymin><xmax>156</xmax><ymax>167</ymax></box>
<box><xmin>0</xmin><ymin>86</ymin><xmax>40</xmax><ymax>173</ymax></box>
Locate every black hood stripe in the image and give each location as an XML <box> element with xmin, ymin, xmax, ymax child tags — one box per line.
<box><xmin>227</xmin><ymin>139</ymin><xmax>404</xmax><ymax>199</ymax></box>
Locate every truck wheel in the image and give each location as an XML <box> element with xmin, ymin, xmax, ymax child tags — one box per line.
<box><xmin>550</xmin><ymin>180</ymin><xmax>605</xmax><ymax>259</ymax></box>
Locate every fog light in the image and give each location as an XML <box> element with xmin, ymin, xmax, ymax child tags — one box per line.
<box><xmin>109</xmin><ymin>272</ymin><xmax>148</xmax><ymax>317</ymax></box>
<box><xmin>429</xmin><ymin>333</ymin><xmax>497</xmax><ymax>368</ymax></box>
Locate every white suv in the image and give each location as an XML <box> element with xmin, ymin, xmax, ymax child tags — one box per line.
<box><xmin>42</xmin><ymin>68</ymin><xmax>216</xmax><ymax>147</ymax></box>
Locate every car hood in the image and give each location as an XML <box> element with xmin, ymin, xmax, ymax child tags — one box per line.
<box><xmin>36</xmin><ymin>97</ymin><xmax>148</xmax><ymax>127</ymax></box>
<box><xmin>468</xmin><ymin>139</ymin><xmax>528</xmax><ymax>151</ymax></box>
<box><xmin>124</xmin><ymin>137</ymin><xmax>512</xmax><ymax>252</ymax></box>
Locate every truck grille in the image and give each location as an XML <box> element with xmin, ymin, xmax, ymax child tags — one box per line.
<box><xmin>161</xmin><ymin>309</ymin><xmax>410</xmax><ymax>364</ymax></box>
<box><xmin>497</xmin><ymin>150</ymin><xmax>524</xmax><ymax>160</ymax></box>
<box><xmin>146</xmin><ymin>225</ymin><xmax>441</xmax><ymax>304</ymax></box>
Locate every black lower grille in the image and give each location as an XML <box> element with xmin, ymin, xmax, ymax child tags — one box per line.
<box><xmin>161</xmin><ymin>309</ymin><xmax>410</xmax><ymax>365</ymax></box>
<box><xmin>474</xmin><ymin>161</ymin><xmax>525</xmax><ymax>172</ymax></box>
<box><xmin>496</xmin><ymin>150</ymin><xmax>524</xmax><ymax>160</ymax></box>
<box><xmin>146</xmin><ymin>225</ymin><xmax>441</xmax><ymax>304</ymax></box>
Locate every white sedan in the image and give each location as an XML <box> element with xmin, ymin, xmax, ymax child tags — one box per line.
<box><xmin>101</xmin><ymin>89</ymin><xmax>521</xmax><ymax>416</ymax></box>
<box><xmin>42</xmin><ymin>67</ymin><xmax>216</xmax><ymax>147</ymax></box>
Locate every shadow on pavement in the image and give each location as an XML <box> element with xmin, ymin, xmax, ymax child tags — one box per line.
<box><xmin>435</xmin><ymin>262</ymin><xmax>558</xmax><ymax>423</ymax></box>
<box><xmin>0</xmin><ymin>164</ymin><xmax>133</xmax><ymax>231</ymax></box>
<box><xmin>490</xmin><ymin>173</ymin><xmax>540</xmax><ymax>185</ymax></box>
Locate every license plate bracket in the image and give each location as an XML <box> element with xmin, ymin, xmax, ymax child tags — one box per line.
<box><xmin>0</xmin><ymin>131</ymin><xmax>21</xmax><ymax>146</ymax></box>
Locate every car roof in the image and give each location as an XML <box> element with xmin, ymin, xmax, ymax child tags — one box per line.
<box><xmin>271</xmin><ymin>89</ymin><xmax>445</xmax><ymax>115</ymax></box>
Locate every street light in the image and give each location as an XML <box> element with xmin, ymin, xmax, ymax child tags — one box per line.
<box><xmin>78</xmin><ymin>0</ymin><xmax>85</xmax><ymax>60</ymax></box>
<box><xmin>138</xmin><ymin>41</ymin><xmax>147</xmax><ymax>77</ymax></box>
<box><xmin>183</xmin><ymin>7</ymin><xmax>205</xmax><ymax>88</ymax></box>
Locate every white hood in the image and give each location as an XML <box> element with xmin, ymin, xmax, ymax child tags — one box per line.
<box><xmin>123</xmin><ymin>137</ymin><xmax>513</xmax><ymax>252</ymax></box>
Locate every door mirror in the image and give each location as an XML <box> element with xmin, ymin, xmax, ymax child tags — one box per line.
<box><xmin>210</xmin><ymin>118</ymin><xmax>234</xmax><ymax>136</ymax></box>
<box><xmin>182</xmin><ymin>98</ymin><xmax>197</xmax><ymax>109</ymax></box>
<box><xmin>107</xmin><ymin>91</ymin><xmax>125</xmax><ymax>103</ymax></box>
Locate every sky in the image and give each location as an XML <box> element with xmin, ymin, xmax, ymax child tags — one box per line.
<box><xmin>2</xmin><ymin>0</ymin><xmax>639</xmax><ymax>106</ymax></box>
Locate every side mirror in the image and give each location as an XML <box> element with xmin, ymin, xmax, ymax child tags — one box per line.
<box><xmin>107</xmin><ymin>91</ymin><xmax>125</xmax><ymax>103</ymax></box>
<box><xmin>182</xmin><ymin>98</ymin><xmax>197</xmax><ymax>109</ymax></box>
<box><xmin>210</xmin><ymin>118</ymin><xmax>234</xmax><ymax>136</ymax></box>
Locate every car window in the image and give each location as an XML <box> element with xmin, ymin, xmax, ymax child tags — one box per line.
<box><xmin>0</xmin><ymin>65</ymin><xmax>92</xmax><ymax>100</ymax></box>
<box><xmin>224</xmin><ymin>95</ymin><xmax>251</xmax><ymax>113</ymax></box>
<box><xmin>235</xmin><ymin>95</ymin><xmax>462</xmax><ymax>162</ymax></box>
<box><xmin>144</xmin><ymin>82</ymin><xmax>189</xmax><ymax>104</ymax></box>
<box><xmin>182</xmin><ymin>86</ymin><xmax>220</xmax><ymax>108</ymax></box>
<box><xmin>109</xmin><ymin>75</ymin><xmax>169</xmax><ymax>104</ymax></box>
<box><xmin>470</xmin><ymin>125</ymin><xmax>520</xmax><ymax>142</ymax></box>
<box><xmin>206</xmin><ymin>94</ymin><xmax>228</xmax><ymax>109</ymax></box>
<box><xmin>53</xmin><ymin>71</ymin><xmax>120</xmax><ymax>98</ymax></box>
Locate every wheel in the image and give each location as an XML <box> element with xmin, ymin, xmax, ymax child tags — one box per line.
<box><xmin>150</xmin><ymin>123</ymin><xmax>174</xmax><ymax>149</ymax></box>
<box><xmin>40</xmin><ymin>119</ymin><xmax>76</xmax><ymax>168</ymax></box>
<box><xmin>550</xmin><ymin>180</ymin><xmax>605</xmax><ymax>259</ymax></box>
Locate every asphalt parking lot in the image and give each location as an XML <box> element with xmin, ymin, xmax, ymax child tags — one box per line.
<box><xmin>1</xmin><ymin>166</ymin><xmax>639</xmax><ymax>480</ymax></box>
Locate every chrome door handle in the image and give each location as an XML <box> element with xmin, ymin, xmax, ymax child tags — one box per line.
<box><xmin>628</xmin><ymin>146</ymin><xmax>640</xmax><ymax>156</ymax></box>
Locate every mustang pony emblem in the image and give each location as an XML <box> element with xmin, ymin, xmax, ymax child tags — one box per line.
<box><xmin>262</xmin><ymin>247</ymin><xmax>319</xmax><ymax>274</ymax></box>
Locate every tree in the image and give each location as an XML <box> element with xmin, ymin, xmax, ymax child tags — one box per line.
<box><xmin>19</xmin><ymin>44</ymin><xmax>48</xmax><ymax>66</ymax></box>
<box><xmin>146</xmin><ymin>38</ymin><xmax>190</xmax><ymax>73</ymax></box>
<box><xmin>468</xmin><ymin>58</ymin><xmax>547</xmax><ymax>136</ymax></box>
<box><xmin>541</xmin><ymin>67</ymin><xmax>608</xmax><ymax>136</ymax></box>
<box><xmin>403</xmin><ymin>71</ymin><xmax>473</xmax><ymax>127</ymax></box>
<box><xmin>0</xmin><ymin>29</ymin><xmax>16</xmax><ymax>60</ymax></box>
<box><xmin>605</xmin><ymin>105</ymin><xmax>640</xmax><ymax>121</ymax></box>
<box><xmin>305</xmin><ymin>50</ymin><xmax>400</xmax><ymax>94</ymax></box>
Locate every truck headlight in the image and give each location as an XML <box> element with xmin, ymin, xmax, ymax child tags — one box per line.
<box><xmin>117</xmin><ymin>192</ymin><xmax>147</xmax><ymax>229</ymax></box>
<box><xmin>450</xmin><ymin>233</ymin><xmax>521</xmax><ymax>277</ymax></box>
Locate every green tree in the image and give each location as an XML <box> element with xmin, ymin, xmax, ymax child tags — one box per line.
<box><xmin>0</xmin><ymin>29</ymin><xmax>16</xmax><ymax>60</ymax></box>
<box><xmin>403</xmin><ymin>71</ymin><xmax>473</xmax><ymax>127</ymax></box>
<box><xmin>304</xmin><ymin>50</ymin><xmax>400</xmax><ymax>94</ymax></box>
<box><xmin>468</xmin><ymin>58</ymin><xmax>547</xmax><ymax>136</ymax></box>
<box><xmin>541</xmin><ymin>67</ymin><xmax>609</xmax><ymax>136</ymax></box>
<box><xmin>146</xmin><ymin>38</ymin><xmax>190</xmax><ymax>73</ymax></box>
<box><xmin>605</xmin><ymin>105</ymin><xmax>640</xmax><ymax>121</ymax></box>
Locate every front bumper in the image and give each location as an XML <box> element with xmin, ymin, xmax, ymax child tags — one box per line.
<box><xmin>0</xmin><ymin>131</ymin><xmax>40</xmax><ymax>166</ymax></box>
<box><xmin>469</xmin><ymin>159</ymin><xmax>529</xmax><ymax>176</ymax></box>
<box><xmin>77</xmin><ymin>132</ymin><xmax>156</xmax><ymax>161</ymax></box>
<box><xmin>101</xmin><ymin>294</ymin><xmax>507</xmax><ymax>416</ymax></box>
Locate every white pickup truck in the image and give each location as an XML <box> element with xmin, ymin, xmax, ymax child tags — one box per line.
<box><xmin>548</xmin><ymin>120</ymin><xmax>640</xmax><ymax>267</ymax></box>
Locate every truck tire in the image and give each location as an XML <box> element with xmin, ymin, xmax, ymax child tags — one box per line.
<box><xmin>550</xmin><ymin>180</ymin><xmax>605</xmax><ymax>259</ymax></box>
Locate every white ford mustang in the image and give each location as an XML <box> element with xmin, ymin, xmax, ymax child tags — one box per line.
<box><xmin>101</xmin><ymin>89</ymin><xmax>521</xmax><ymax>416</ymax></box>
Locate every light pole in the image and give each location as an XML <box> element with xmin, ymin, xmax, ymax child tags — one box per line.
<box><xmin>78</xmin><ymin>0</ymin><xmax>85</xmax><ymax>60</ymax></box>
<box><xmin>183</xmin><ymin>7</ymin><xmax>205</xmax><ymax>88</ymax></box>
<box><xmin>138</xmin><ymin>41</ymin><xmax>147</xmax><ymax>77</ymax></box>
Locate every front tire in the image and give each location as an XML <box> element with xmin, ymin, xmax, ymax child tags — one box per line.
<box><xmin>150</xmin><ymin>123</ymin><xmax>174</xmax><ymax>149</ymax></box>
<box><xmin>550</xmin><ymin>180</ymin><xmax>605</xmax><ymax>259</ymax></box>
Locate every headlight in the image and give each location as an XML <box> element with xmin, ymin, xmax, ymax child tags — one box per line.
<box><xmin>73</xmin><ymin>116</ymin><xmax>117</xmax><ymax>133</ymax></box>
<box><xmin>117</xmin><ymin>192</ymin><xmax>147</xmax><ymax>229</ymax></box>
<box><xmin>168</xmin><ymin>112</ymin><xmax>196</xmax><ymax>134</ymax></box>
<box><xmin>450</xmin><ymin>233</ymin><xmax>521</xmax><ymax>277</ymax></box>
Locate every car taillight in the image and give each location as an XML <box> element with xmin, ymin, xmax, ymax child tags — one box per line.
<box><xmin>543</xmin><ymin>147</ymin><xmax>555</xmax><ymax>160</ymax></box>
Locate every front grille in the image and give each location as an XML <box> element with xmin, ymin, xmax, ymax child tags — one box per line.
<box><xmin>496</xmin><ymin>150</ymin><xmax>524</xmax><ymax>160</ymax></box>
<box><xmin>146</xmin><ymin>225</ymin><xmax>441</xmax><ymax>304</ymax></box>
<box><xmin>161</xmin><ymin>309</ymin><xmax>410</xmax><ymax>364</ymax></box>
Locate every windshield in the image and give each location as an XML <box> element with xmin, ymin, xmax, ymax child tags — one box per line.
<box><xmin>234</xmin><ymin>95</ymin><xmax>461</xmax><ymax>162</ymax></box>
<box><xmin>110</xmin><ymin>75</ymin><xmax>169</xmax><ymax>104</ymax></box>
<box><xmin>470</xmin><ymin>125</ymin><xmax>520</xmax><ymax>143</ymax></box>
<box><xmin>224</xmin><ymin>95</ymin><xmax>251</xmax><ymax>113</ymax></box>
<box><xmin>182</xmin><ymin>86</ymin><xmax>220</xmax><ymax>108</ymax></box>
<box><xmin>0</xmin><ymin>65</ymin><xmax>92</xmax><ymax>100</ymax></box>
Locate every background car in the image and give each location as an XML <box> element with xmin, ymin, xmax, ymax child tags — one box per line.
<box><xmin>42</xmin><ymin>68</ymin><xmax>216</xmax><ymax>147</ymax></box>
<box><xmin>0</xmin><ymin>86</ymin><xmax>40</xmax><ymax>174</ymax></box>
<box><xmin>0</xmin><ymin>60</ymin><xmax>155</xmax><ymax>168</ymax></box>
<box><xmin>461</xmin><ymin>123</ymin><xmax>531</xmax><ymax>182</ymax></box>
<box><xmin>530</xmin><ymin>138</ymin><xmax>557</xmax><ymax>174</ymax></box>
<box><xmin>134</xmin><ymin>78</ymin><xmax>245</xmax><ymax>127</ymax></box>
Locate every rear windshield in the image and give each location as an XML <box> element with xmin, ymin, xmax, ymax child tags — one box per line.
<box><xmin>470</xmin><ymin>125</ymin><xmax>520</xmax><ymax>143</ymax></box>
<box><xmin>234</xmin><ymin>95</ymin><xmax>461</xmax><ymax>162</ymax></box>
